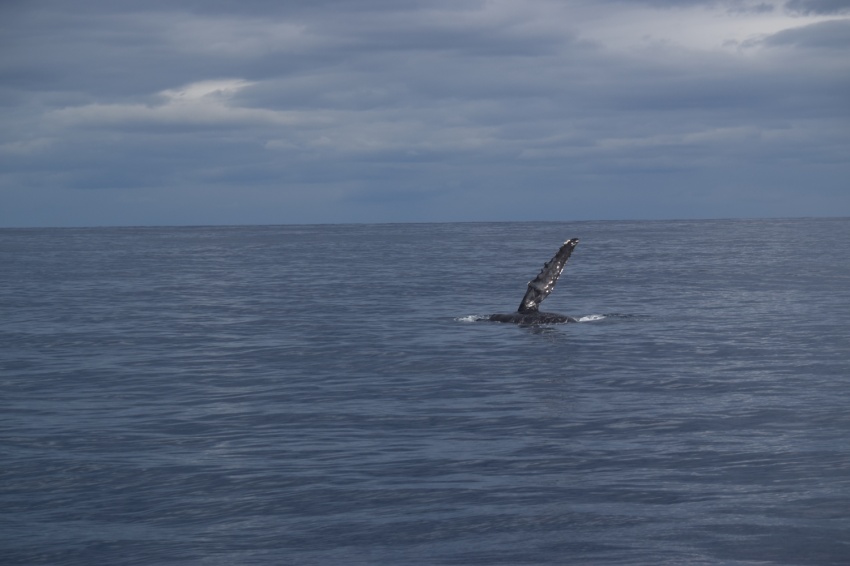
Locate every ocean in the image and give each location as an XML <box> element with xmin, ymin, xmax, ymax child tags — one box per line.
<box><xmin>2</xmin><ymin>218</ymin><xmax>849</xmax><ymax>565</ymax></box>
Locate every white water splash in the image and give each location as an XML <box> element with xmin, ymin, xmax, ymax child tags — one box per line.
<box><xmin>456</xmin><ymin>314</ymin><xmax>606</xmax><ymax>323</ymax></box>
<box><xmin>455</xmin><ymin>315</ymin><xmax>488</xmax><ymax>322</ymax></box>
<box><xmin>577</xmin><ymin>314</ymin><xmax>606</xmax><ymax>322</ymax></box>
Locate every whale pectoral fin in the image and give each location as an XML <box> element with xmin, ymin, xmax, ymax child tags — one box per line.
<box><xmin>518</xmin><ymin>238</ymin><xmax>579</xmax><ymax>313</ymax></box>
<box><xmin>518</xmin><ymin>284</ymin><xmax>543</xmax><ymax>313</ymax></box>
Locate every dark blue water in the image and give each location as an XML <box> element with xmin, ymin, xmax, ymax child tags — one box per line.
<box><xmin>2</xmin><ymin>219</ymin><xmax>849</xmax><ymax>565</ymax></box>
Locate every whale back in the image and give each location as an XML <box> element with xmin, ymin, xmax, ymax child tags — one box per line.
<box><xmin>517</xmin><ymin>238</ymin><xmax>579</xmax><ymax>313</ymax></box>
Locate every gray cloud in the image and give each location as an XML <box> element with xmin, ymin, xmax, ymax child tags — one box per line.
<box><xmin>763</xmin><ymin>18</ymin><xmax>850</xmax><ymax>48</ymax></box>
<box><xmin>1</xmin><ymin>0</ymin><xmax>849</xmax><ymax>226</ymax></box>
<box><xmin>785</xmin><ymin>0</ymin><xmax>850</xmax><ymax>14</ymax></box>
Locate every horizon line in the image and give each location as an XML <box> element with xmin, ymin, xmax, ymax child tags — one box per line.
<box><xmin>1</xmin><ymin>215</ymin><xmax>849</xmax><ymax>230</ymax></box>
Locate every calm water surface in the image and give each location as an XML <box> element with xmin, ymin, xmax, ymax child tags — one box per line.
<box><xmin>2</xmin><ymin>219</ymin><xmax>849</xmax><ymax>565</ymax></box>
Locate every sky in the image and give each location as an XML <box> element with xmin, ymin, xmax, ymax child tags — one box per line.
<box><xmin>1</xmin><ymin>0</ymin><xmax>848</xmax><ymax>227</ymax></box>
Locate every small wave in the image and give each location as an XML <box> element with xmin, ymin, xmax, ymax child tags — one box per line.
<box><xmin>599</xmin><ymin>313</ymin><xmax>641</xmax><ymax>320</ymax></box>
<box><xmin>577</xmin><ymin>314</ymin><xmax>606</xmax><ymax>322</ymax></box>
<box><xmin>455</xmin><ymin>315</ymin><xmax>488</xmax><ymax>322</ymax></box>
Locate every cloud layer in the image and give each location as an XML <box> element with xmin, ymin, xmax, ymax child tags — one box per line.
<box><xmin>1</xmin><ymin>0</ymin><xmax>848</xmax><ymax>226</ymax></box>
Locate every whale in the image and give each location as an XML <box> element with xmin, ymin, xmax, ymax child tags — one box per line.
<box><xmin>488</xmin><ymin>238</ymin><xmax>580</xmax><ymax>324</ymax></box>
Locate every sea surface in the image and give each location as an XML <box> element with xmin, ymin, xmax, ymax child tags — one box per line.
<box><xmin>2</xmin><ymin>218</ymin><xmax>849</xmax><ymax>565</ymax></box>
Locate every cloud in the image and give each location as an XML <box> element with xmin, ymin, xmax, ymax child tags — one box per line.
<box><xmin>762</xmin><ymin>18</ymin><xmax>850</xmax><ymax>48</ymax></box>
<box><xmin>46</xmin><ymin>79</ymin><xmax>320</xmax><ymax>129</ymax></box>
<box><xmin>1</xmin><ymin>0</ymin><xmax>849</xmax><ymax>225</ymax></box>
<box><xmin>785</xmin><ymin>0</ymin><xmax>850</xmax><ymax>14</ymax></box>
